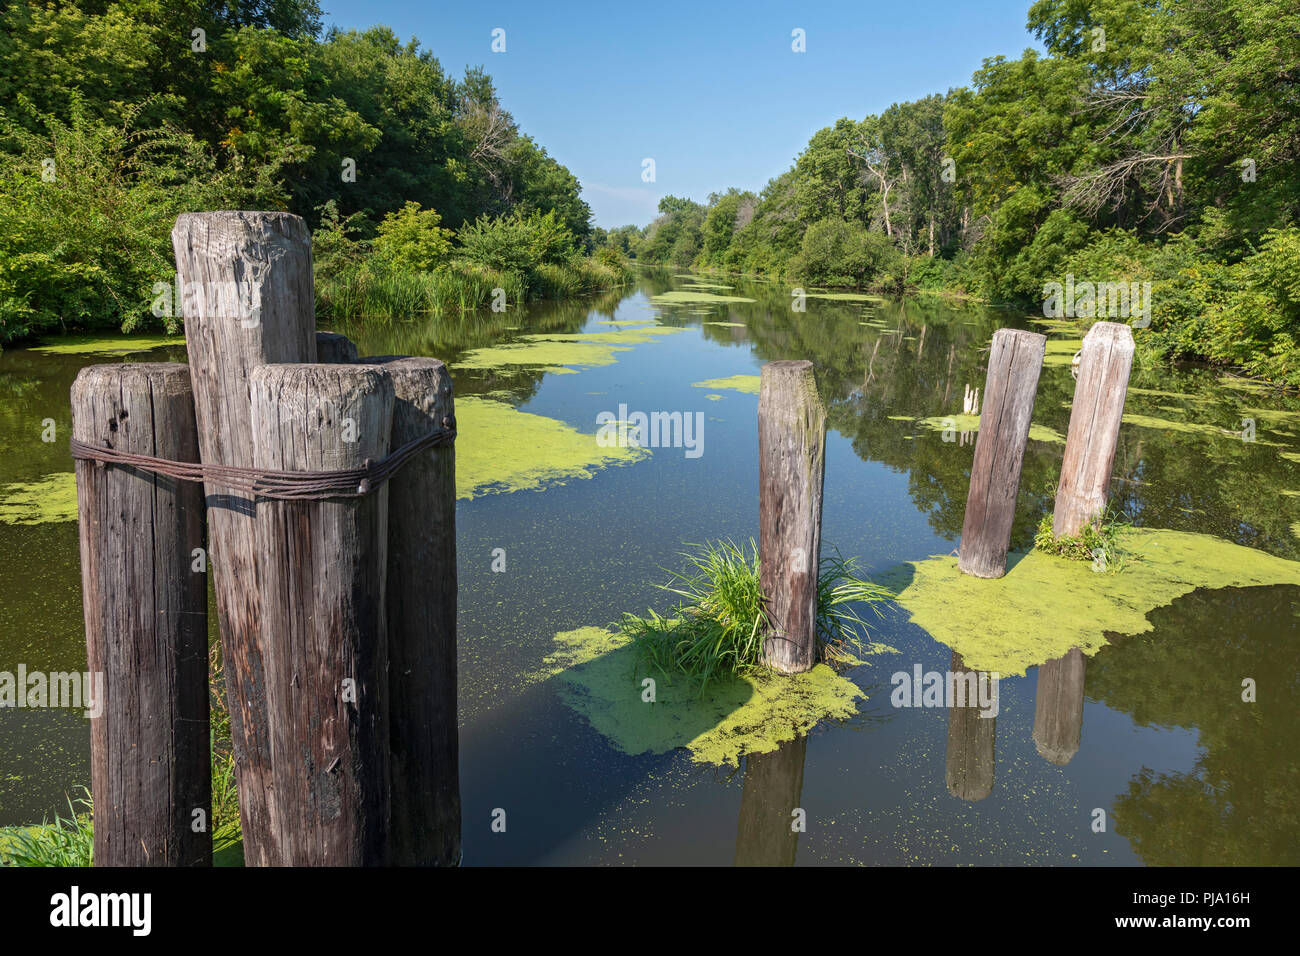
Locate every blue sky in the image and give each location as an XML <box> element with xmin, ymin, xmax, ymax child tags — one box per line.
<box><xmin>318</xmin><ymin>0</ymin><xmax>1042</xmax><ymax>228</ymax></box>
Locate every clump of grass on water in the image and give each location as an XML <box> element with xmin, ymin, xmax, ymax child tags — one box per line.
<box><xmin>1033</xmin><ymin>506</ymin><xmax>1131</xmax><ymax>572</ymax></box>
<box><xmin>619</xmin><ymin>539</ymin><xmax>892</xmax><ymax>691</ymax></box>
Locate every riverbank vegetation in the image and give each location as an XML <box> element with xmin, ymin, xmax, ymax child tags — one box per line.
<box><xmin>0</xmin><ymin>1</ymin><xmax>615</xmax><ymax>346</ymax></box>
<box><xmin>620</xmin><ymin>539</ymin><xmax>891</xmax><ymax>690</ymax></box>
<box><xmin>601</xmin><ymin>0</ymin><xmax>1300</xmax><ymax>385</ymax></box>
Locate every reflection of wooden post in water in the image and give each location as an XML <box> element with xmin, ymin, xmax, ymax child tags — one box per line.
<box><xmin>758</xmin><ymin>361</ymin><xmax>826</xmax><ymax>674</ymax></box>
<box><xmin>945</xmin><ymin>651</ymin><xmax>996</xmax><ymax>802</ymax></box>
<box><xmin>1033</xmin><ymin>648</ymin><xmax>1086</xmax><ymax>764</ymax></box>
<box><xmin>1053</xmin><ymin>322</ymin><xmax>1134</xmax><ymax>536</ymax></box>
<box><xmin>72</xmin><ymin>364</ymin><xmax>211</xmax><ymax>866</ymax></box>
<box><xmin>958</xmin><ymin>329</ymin><xmax>1046</xmax><ymax>578</ymax></box>
<box><xmin>734</xmin><ymin>735</ymin><xmax>809</xmax><ymax>867</ymax></box>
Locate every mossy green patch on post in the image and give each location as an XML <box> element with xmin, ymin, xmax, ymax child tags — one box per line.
<box><xmin>651</xmin><ymin>290</ymin><xmax>756</xmax><ymax>305</ymax></box>
<box><xmin>454</xmin><ymin>397</ymin><xmax>646</xmax><ymax>500</ymax></box>
<box><xmin>532</xmin><ymin>627</ymin><xmax>863</xmax><ymax>767</ymax></box>
<box><xmin>904</xmin><ymin>413</ymin><xmax>1065</xmax><ymax>445</ymax></box>
<box><xmin>0</xmin><ymin>472</ymin><xmax>77</xmax><ymax>525</ymax></box>
<box><xmin>28</xmin><ymin>335</ymin><xmax>185</xmax><ymax>355</ymax></box>
<box><xmin>879</xmin><ymin>527</ymin><xmax>1300</xmax><ymax>676</ymax></box>
<box><xmin>691</xmin><ymin>375</ymin><xmax>761</xmax><ymax>395</ymax></box>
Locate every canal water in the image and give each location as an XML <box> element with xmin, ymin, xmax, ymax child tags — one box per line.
<box><xmin>1</xmin><ymin>267</ymin><xmax>1296</xmax><ymax>864</ymax></box>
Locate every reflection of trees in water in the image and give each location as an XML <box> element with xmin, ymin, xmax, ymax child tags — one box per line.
<box><xmin>734</xmin><ymin>734</ymin><xmax>808</xmax><ymax>867</ymax></box>
<box><xmin>1086</xmin><ymin>585</ymin><xmax>1300</xmax><ymax>865</ymax></box>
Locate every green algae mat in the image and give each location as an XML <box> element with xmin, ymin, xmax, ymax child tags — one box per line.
<box><xmin>455</xmin><ymin>397</ymin><xmax>645</xmax><ymax>500</ymax></box>
<box><xmin>879</xmin><ymin>528</ymin><xmax>1300</xmax><ymax>676</ymax></box>
<box><xmin>529</xmin><ymin>626</ymin><xmax>867</xmax><ymax>767</ymax></box>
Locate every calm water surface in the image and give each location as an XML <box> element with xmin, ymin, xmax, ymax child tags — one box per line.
<box><xmin>2</xmin><ymin>268</ymin><xmax>1297</xmax><ymax>865</ymax></box>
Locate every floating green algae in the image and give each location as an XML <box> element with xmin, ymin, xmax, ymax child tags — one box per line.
<box><xmin>454</xmin><ymin>339</ymin><xmax>626</xmax><ymax>373</ymax></box>
<box><xmin>1120</xmin><ymin>411</ymin><xmax>1283</xmax><ymax>445</ymax></box>
<box><xmin>704</xmin><ymin>321</ymin><xmax>747</xmax><ymax>328</ymax></box>
<box><xmin>879</xmin><ymin>527</ymin><xmax>1300</xmax><ymax>676</ymax></box>
<box><xmin>651</xmin><ymin>290</ymin><xmax>756</xmax><ymax>305</ymax></box>
<box><xmin>800</xmin><ymin>292</ymin><xmax>886</xmax><ymax>302</ymax></box>
<box><xmin>901</xmin><ymin>413</ymin><xmax>1065</xmax><ymax>445</ymax></box>
<box><xmin>0</xmin><ymin>473</ymin><xmax>77</xmax><ymax>525</ymax></box>
<box><xmin>532</xmin><ymin>626</ymin><xmax>863</xmax><ymax>767</ymax></box>
<box><xmin>1128</xmin><ymin>386</ymin><xmax>1211</xmax><ymax>402</ymax></box>
<box><xmin>454</xmin><ymin>398</ymin><xmax>646</xmax><ymax>500</ymax></box>
<box><xmin>1042</xmin><ymin>339</ymin><xmax>1083</xmax><ymax>366</ymax></box>
<box><xmin>691</xmin><ymin>375</ymin><xmax>761</xmax><ymax>395</ymax></box>
<box><xmin>28</xmin><ymin>335</ymin><xmax>185</xmax><ymax>355</ymax></box>
<box><xmin>679</xmin><ymin>281</ymin><xmax>735</xmax><ymax>291</ymax></box>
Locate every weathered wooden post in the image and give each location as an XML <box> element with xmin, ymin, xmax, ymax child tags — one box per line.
<box><xmin>317</xmin><ymin>331</ymin><xmax>360</xmax><ymax>364</ymax></box>
<box><xmin>758</xmin><ymin>360</ymin><xmax>826</xmax><ymax>675</ymax></box>
<box><xmin>366</xmin><ymin>356</ymin><xmax>460</xmax><ymax>866</ymax></box>
<box><xmin>957</xmin><ymin>329</ymin><xmax>1047</xmax><ymax>578</ymax></box>
<box><xmin>172</xmin><ymin>211</ymin><xmax>316</xmax><ymax>865</ymax></box>
<box><xmin>1053</xmin><ymin>322</ymin><xmax>1134</xmax><ymax>536</ymax></box>
<box><xmin>71</xmin><ymin>364</ymin><xmax>211</xmax><ymax>866</ymax></box>
<box><xmin>1033</xmin><ymin>647</ymin><xmax>1085</xmax><ymax>765</ymax></box>
<box><xmin>250</xmin><ymin>363</ymin><xmax>394</xmax><ymax>866</ymax></box>
<box><xmin>944</xmin><ymin>651</ymin><xmax>996</xmax><ymax>802</ymax></box>
<box><xmin>734</xmin><ymin>735</ymin><xmax>808</xmax><ymax>867</ymax></box>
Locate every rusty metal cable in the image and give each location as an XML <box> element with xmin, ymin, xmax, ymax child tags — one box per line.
<box><xmin>69</xmin><ymin>417</ymin><xmax>455</xmax><ymax>500</ymax></box>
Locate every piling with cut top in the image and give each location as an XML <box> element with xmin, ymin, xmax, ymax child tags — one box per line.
<box><xmin>365</xmin><ymin>355</ymin><xmax>460</xmax><ymax>866</ymax></box>
<box><xmin>171</xmin><ymin>210</ymin><xmax>317</xmax><ymax>865</ymax></box>
<box><xmin>1053</xmin><ymin>322</ymin><xmax>1134</xmax><ymax>537</ymax></box>
<box><xmin>250</xmin><ymin>363</ymin><xmax>394</xmax><ymax>866</ymax></box>
<box><xmin>72</xmin><ymin>363</ymin><xmax>210</xmax><ymax>866</ymax></box>
<box><xmin>758</xmin><ymin>360</ymin><xmax>827</xmax><ymax>675</ymax></box>
<box><xmin>957</xmin><ymin>328</ymin><xmax>1047</xmax><ymax>578</ymax></box>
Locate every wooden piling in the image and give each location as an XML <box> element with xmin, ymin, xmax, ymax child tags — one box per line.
<box><xmin>1032</xmin><ymin>647</ymin><xmax>1085</xmax><ymax>765</ymax></box>
<box><xmin>317</xmin><ymin>331</ymin><xmax>359</xmax><ymax>364</ymax></box>
<box><xmin>71</xmin><ymin>363</ymin><xmax>210</xmax><ymax>866</ymax></box>
<box><xmin>171</xmin><ymin>211</ymin><xmax>317</xmax><ymax>865</ymax></box>
<box><xmin>250</xmin><ymin>363</ymin><xmax>394</xmax><ymax>866</ymax></box>
<box><xmin>1053</xmin><ymin>322</ymin><xmax>1134</xmax><ymax>537</ymax></box>
<box><xmin>365</xmin><ymin>356</ymin><xmax>460</xmax><ymax>866</ymax></box>
<box><xmin>957</xmin><ymin>328</ymin><xmax>1047</xmax><ymax>578</ymax></box>
<box><xmin>758</xmin><ymin>360</ymin><xmax>827</xmax><ymax>675</ymax></box>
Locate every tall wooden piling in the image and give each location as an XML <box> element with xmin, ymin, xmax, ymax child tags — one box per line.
<box><xmin>957</xmin><ymin>329</ymin><xmax>1047</xmax><ymax>578</ymax></box>
<box><xmin>172</xmin><ymin>211</ymin><xmax>317</xmax><ymax>865</ymax></box>
<box><xmin>1033</xmin><ymin>647</ymin><xmax>1086</xmax><ymax>765</ymax></box>
<box><xmin>758</xmin><ymin>360</ymin><xmax>827</xmax><ymax>675</ymax></box>
<box><xmin>71</xmin><ymin>364</ymin><xmax>210</xmax><ymax>866</ymax></box>
<box><xmin>250</xmin><ymin>363</ymin><xmax>394</xmax><ymax>866</ymax></box>
<box><xmin>366</xmin><ymin>356</ymin><xmax>460</xmax><ymax>866</ymax></box>
<box><xmin>1053</xmin><ymin>322</ymin><xmax>1134</xmax><ymax>537</ymax></box>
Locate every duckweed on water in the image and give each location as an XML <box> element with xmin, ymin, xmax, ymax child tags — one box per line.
<box><xmin>691</xmin><ymin>375</ymin><xmax>761</xmax><ymax>395</ymax></box>
<box><xmin>28</xmin><ymin>335</ymin><xmax>185</xmax><ymax>355</ymax></box>
<box><xmin>651</xmin><ymin>291</ymin><xmax>756</xmax><ymax>305</ymax></box>
<box><xmin>0</xmin><ymin>473</ymin><xmax>77</xmax><ymax>525</ymax></box>
<box><xmin>879</xmin><ymin>527</ymin><xmax>1300</xmax><ymax>676</ymax></box>
<box><xmin>533</xmin><ymin>626</ymin><xmax>864</xmax><ymax>767</ymax></box>
<box><xmin>896</xmin><ymin>413</ymin><xmax>1065</xmax><ymax>445</ymax></box>
<box><xmin>455</xmin><ymin>397</ymin><xmax>647</xmax><ymax>500</ymax></box>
